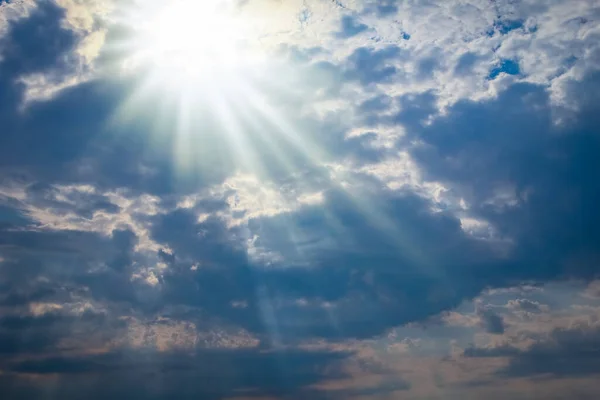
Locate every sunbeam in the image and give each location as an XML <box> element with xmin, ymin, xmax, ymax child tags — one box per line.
<box><xmin>98</xmin><ymin>0</ymin><xmax>435</xmax><ymax>348</ymax></box>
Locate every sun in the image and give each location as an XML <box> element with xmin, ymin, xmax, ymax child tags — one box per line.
<box><xmin>110</xmin><ymin>0</ymin><xmax>315</xmax><ymax>182</ymax></box>
<box><xmin>126</xmin><ymin>0</ymin><xmax>254</xmax><ymax>88</ymax></box>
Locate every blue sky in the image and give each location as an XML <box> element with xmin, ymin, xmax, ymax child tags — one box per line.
<box><xmin>1</xmin><ymin>0</ymin><xmax>600</xmax><ymax>398</ymax></box>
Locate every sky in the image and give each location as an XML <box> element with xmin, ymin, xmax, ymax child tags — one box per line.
<box><xmin>1</xmin><ymin>0</ymin><xmax>600</xmax><ymax>398</ymax></box>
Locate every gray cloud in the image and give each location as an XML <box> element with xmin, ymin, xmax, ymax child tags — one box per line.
<box><xmin>465</xmin><ymin>320</ymin><xmax>600</xmax><ymax>379</ymax></box>
<box><xmin>1</xmin><ymin>347</ymin><xmax>351</xmax><ymax>400</ymax></box>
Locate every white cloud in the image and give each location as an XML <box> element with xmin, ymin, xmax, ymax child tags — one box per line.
<box><xmin>0</xmin><ymin>0</ymin><xmax>36</xmax><ymax>44</ymax></box>
<box><xmin>28</xmin><ymin>302</ymin><xmax>63</xmax><ymax>316</ymax></box>
<box><xmin>582</xmin><ymin>280</ymin><xmax>600</xmax><ymax>299</ymax></box>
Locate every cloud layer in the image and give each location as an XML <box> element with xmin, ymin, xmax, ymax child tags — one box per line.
<box><xmin>1</xmin><ymin>0</ymin><xmax>600</xmax><ymax>398</ymax></box>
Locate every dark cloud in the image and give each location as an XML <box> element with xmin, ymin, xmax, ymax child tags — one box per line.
<box><xmin>503</xmin><ymin>322</ymin><xmax>600</xmax><ymax>378</ymax></box>
<box><xmin>336</xmin><ymin>15</ymin><xmax>368</xmax><ymax>38</ymax></box>
<box><xmin>344</xmin><ymin>45</ymin><xmax>401</xmax><ymax>85</ymax></box>
<box><xmin>416</xmin><ymin>56</ymin><xmax>439</xmax><ymax>80</ymax></box>
<box><xmin>0</xmin><ymin>205</ymin><xmax>31</xmax><ymax>226</ymax></box>
<box><xmin>108</xmin><ymin>228</ymin><xmax>138</xmax><ymax>272</ymax></box>
<box><xmin>0</xmin><ymin>347</ymin><xmax>351</xmax><ymax>400</ymax></box>
<box><xmin>465</xmin><ymin>321</ymin><xmax>600</xmax><ymax>378</ymax></box>
<box><xmin>0</xmin><ymin>214</ymin><xmax>148</xmax><ymax>312</ymax></box>
<box><xmin>476</xmin><ymin>306</ymin><xmax>505</xmax><ymax>335</ymax></box>
<box><xmin>0</xmin><ymin>309</ymin><xmax>126</xmax><ymax>357</ymax></box>
<box><xmin>454</xmin><ymin>52</ymin><xmax>480</xmax><ymax>76</ymax></box>
<box><xmin>0</xmin><ymin>1</ymin><xmax>76</xmax><ymax>75</ymax></box>
<box><xmin>142</xmin><ymin>180</ymin><xmax>501</xmax><ymax>340</ymax></box>
<box><xmin>0</xmin><ymin>1</ymin><xmax>142</xmax><ymax>189</ymax></box>
<box><xmin>399</xmin><ymin>74</ymin><xmax>600</xmax><ymax>284</ymax></box>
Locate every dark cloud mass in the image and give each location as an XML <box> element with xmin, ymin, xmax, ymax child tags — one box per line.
<box><xmin>0</xmin><ymin>348</ymin><xmax>351</xmax><ymax>400</ymax></box>
<box><xmin>1</xmin><ymin>0</ymin><xmax>600</xmax><ymax>398</ymax></box>
<box><xmin>465</xmin><ymin>319</ymin><xmax>600</xmax><ymax>378</ymax></box>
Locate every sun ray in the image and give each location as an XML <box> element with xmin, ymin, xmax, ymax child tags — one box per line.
<box><xmin>96</xmin><ymin>0</ymin><xmax>438</xmax><ymax>346</ymax></box>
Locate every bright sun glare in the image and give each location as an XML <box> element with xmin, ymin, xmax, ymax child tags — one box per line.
<box><xmin>128</xmin><ymin>0</ymin><xmax>254</xmax><ymax>87</ymax></box>
<box><xmin>114</xmin><ymin>0</ymin><xmax>323</xmax><ymax>185</ymax></box>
